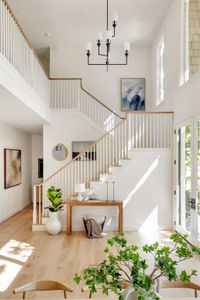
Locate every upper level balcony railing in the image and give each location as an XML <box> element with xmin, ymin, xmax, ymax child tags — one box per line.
<box><xmin>0</xmin><ymin>0</ymin><xmax>124</xmax><ymax>129</ymax></box>
<box><xmin>0</xmin><ymin>0</ymin><xmax>49</xmax><ymax>106</ymax></box>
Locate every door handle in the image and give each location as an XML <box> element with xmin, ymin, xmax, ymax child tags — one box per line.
<box><xmin>190</xmin><ymin>198</ymin><xmax>196</xmax><ymax>210</ymax></box>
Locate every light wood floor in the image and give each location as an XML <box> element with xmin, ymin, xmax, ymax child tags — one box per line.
<box><xmin>0</xmin><ymin>206</ymin><xmax>199</xmax><ymax>299</ymax></box>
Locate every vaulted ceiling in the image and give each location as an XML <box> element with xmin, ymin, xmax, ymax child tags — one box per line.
<box><xmin>8</xmin><ymin>0</ymin><xmax>173</xmax><ymax>49</ymax></box>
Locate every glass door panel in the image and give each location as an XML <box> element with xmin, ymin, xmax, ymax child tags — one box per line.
<box><xmin>178</xmin><ymin>124</ymin><xmax>192</xmax><ymax>234</ymax></box>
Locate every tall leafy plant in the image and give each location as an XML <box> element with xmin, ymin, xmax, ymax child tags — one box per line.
<box><xmin>74</xmin><ymin>233</ymin><xmax>200</xmax><ymax>300</ymax></box>
<box><xmin>45</xmin><ymin>186</ymin><xmax>63</xmax><ymax>212</ymax></box>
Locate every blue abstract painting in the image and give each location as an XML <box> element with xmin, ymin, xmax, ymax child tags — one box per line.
<box><xmin>121</xmin><ymin>78</ymin><xmax>145</xmax><ymax>111</ymax></box>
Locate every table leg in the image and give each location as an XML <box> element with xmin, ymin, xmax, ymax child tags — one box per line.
<box><xmin>118</xmin><ymin>204</ymin><xmax>123</xmax><ymax>234</ymax></box>
<box><xmin>67</xmin><ymin>205</ymin><xmax>72</xmax><ymax>235</ymax></box>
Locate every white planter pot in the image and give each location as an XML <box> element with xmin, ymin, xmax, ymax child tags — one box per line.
<box><xmin>46</xmin><ymin>211</ymin><xmax>62</xmax><ymax>235</ymax></box>
<box><xmin>122</xmin><ymin>287</ymin><xmax>162</xmax><ymax>300</ymax></box>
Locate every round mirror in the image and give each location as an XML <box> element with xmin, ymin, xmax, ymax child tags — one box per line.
<box><xmin>52</xmin><ymin>143</ymin><xmax>68</xmax><ymax>161</ymax></box>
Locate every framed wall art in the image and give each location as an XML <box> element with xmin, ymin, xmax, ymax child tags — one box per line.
<box><xmin>4</xmin><ymin>148</ymin><xmax>22</xmax><ymax>189</ymax></box>
<box><xmin>121</xmin><ymin>78</ymin><xmax>145</xmax><ymax>111</ymax></box>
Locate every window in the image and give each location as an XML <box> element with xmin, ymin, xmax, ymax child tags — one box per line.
<box><xmin>180</xmin><ymin>0</ymin><xmax>189</xmax><ymax>85</ymax></box>
<box><xmin>157</xmin><ymin>37</ymin><xmax>165</xmax><ymax>106</ymax></box>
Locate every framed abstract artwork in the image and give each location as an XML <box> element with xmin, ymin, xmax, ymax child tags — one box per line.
<box><xmin>121</xmin><ymin>78</ymin><xmax>145</xmax><ymax>111</ymax></box>
<box><xmin>4</xmin><ymin>149</ymin><xmax>22</xmax><ymax>189</ymax></box>
<box><xmin>72</xmin><ymin>141</ymin><xmax>96</xmax><ymax>161</ymax></box>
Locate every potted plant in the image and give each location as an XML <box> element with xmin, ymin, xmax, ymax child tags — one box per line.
<box><xmin>74</xmin><ymin>233</ymin><xmax>200</xmax><ymax>300</ymax></box>
<box><xmin>45</xmin><ymin>186</ymin><xmax>63</xmax><ymax>235</ymax></box>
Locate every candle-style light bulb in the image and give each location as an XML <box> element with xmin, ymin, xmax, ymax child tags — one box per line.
<box><xmin>97</xmin><ymin>32</ymin><xmax>103</xmax><ymax>41</ymax></box>
<box><xmin>113</xmin><ymin>12</ymin><xmax>118</xmax><ymax>23</ymax></box>
<box><xmin>124</xmin><ymin>41</ymin><xmax>131</xmax><ymax>52</ymax></box>
<box><xmin>86</xmin><ymin>41</ymin><xmax>92</xmax><ymax>52</ymax></box>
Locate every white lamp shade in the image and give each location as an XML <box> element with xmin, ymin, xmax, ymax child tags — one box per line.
<box><xmin>113</xmin><ymin>12</ymin><xmax>118</xmax><ymax>22</ymax></box>
<box><xmin>97</xmin><ymin>32</ymin><xmax>103</xmax><ymax>41</ymax></box>
<box><xmin>105</xmin><ymin>30</ymin><xmax>112</xmax><ymax>41</ymax></box>
<box><xmin>86</xmin><ymin>41</ymin><xmax>92</xmax><ymax>52</ymax></box>
<box><xmin>75</xmin><ymin>183</ymin><xmax>85</xmax><ymax>193</ymax></box>
<box><xmin>124</xmin><ymin>41</ymin><xmax>131</xmax><ymax>52</ymax></box>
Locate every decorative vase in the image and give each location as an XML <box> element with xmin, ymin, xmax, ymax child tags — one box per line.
<box><xmin>122</xmin><ymin>287</ymin><xmax>162</xmax><ymax>300</ymax></box>
<box><xmin>46</xmin><ymin>211</ymin><xmax>62</xmax><ymax>235</ymax></box>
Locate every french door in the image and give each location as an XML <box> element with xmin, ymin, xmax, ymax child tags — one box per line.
<box><xmin>176</xmin><ymin>117</ymin><xmax>200</xmax><ymax>244</ymax></box>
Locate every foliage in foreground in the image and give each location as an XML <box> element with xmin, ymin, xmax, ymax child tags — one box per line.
<box><xmin>74</xmin><ymin>233</ymin><xmax>200</xmax><ymax>300</ymax></box>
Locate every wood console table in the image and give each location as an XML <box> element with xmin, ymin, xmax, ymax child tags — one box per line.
<box><xmin>66</xmin><ymin>200</ymin><xmax>123</xmax><ymax>235</ymax></box>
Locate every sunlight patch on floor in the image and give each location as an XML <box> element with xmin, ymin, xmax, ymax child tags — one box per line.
<box><xmin>0</xmin><ymin>239</ymin><xmax>34</xmax><ymax>263</ymax></box>
<box><xmin>0</xmin><ymin>239</ymin><xmax>34</xmax><ymax>292</ymax></box>
<box><xmin>0</xmin><ymin>259</ymin><xmax>22</xmax><ymax>292</ymax></box>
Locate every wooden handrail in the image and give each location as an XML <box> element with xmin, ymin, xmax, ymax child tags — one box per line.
<box><xmin>0</xmin><ymin>2</ymin><xmax>175</xmax><ymax>120</ymax></box>
<box><xmin>39</xmin><ymin>111</ymin><xmax>174</xmax><ymax>186</ymax></box>
<box><xmin>126</xmin><ymin>111</ymin><xmax>174</xmax><ymax>115</ymax></box>
<box><xmin>40</xmin><ymin>118</ymin><xmax>126</xmax><ymax>185</ymax></box>
<box><xmin>80</xmin><ymin>79</ymin><xmax>125</xmax><ymax>120</ymax></box>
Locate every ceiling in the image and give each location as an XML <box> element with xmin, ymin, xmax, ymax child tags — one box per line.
<box><xmin>7</xmin><ymin>0</ymin><xmax>173</xmax><ymax>49</ymax></box>
<box><xmin>0</xmin><ymin>86</ymin><xmax>45</xmax><ymax>134</ymax></box>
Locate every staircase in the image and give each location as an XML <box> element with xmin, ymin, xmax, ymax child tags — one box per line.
<box><xmin>0</xmin><ymin>0</ymin><xmax>173</xmax><ymax>231</ymax></box>
<box><xmin>50</xmin><ymin>79</ymin><xmax>124</xmax><ymax>132</ymax></box>
<box><xmin>33</xmin><ymin>112</ymin><xmax>173</xmax><ymax>229</ymax></box>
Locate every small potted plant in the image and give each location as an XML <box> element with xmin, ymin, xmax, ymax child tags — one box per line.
<box><xmin>74</xmin><ymin>233</ymin><xmax>200</xmax><ymax>300</ymax></box>
<box><xmin>45</xmin><ymin>186</ymin><xmax>63</xmax><ymax>235</ymax></box>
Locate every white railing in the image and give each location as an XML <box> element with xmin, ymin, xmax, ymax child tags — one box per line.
<box><xmin>33</xmin><ymin>112</ymin><xmax>173</xmax><ymax>225</ymax></box>
<box><xmin>0</xmin><ymin>0</ymin><xmax>49</xmax><ymax>105</ymax></box>
<box><xmin>0</xmin><ymin>0</ymin><xmax>122</xmax><ymax>127</ymax></box>
<box><xmin>50</xmin><ymin>79</ymin><xmax>124</xmax><ymax>131</ymax></box>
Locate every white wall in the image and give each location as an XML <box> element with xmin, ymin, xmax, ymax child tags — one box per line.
<box><xmin>0</xmin><ymin>123</ymin><xmax>32</xmax><ymax>222</ymax></box>
<box><xmin>50</xmin><ymin>46</ymin><xmax>151</xmax><ymax>114</ymax></box>
<box><xmin>59</xmin><ymin>150</ymin><xmax>173</xmax><ymax>231</ymax></box>
<box><xmin>150</xmin><ymin>0</ymin><xmax>200</xmax><ymax>123</ymax></box>
<box><xmin>0</xmin><ymin>55</ymin><xmax>51</xmax><ymax>124</ymax></box>
<box><xmin>32</xmin><ymin>135</ymin><xmax>43</xmax><ymax>186</ymax></box>
<box><xmin>151</xmin><ymin>0</ymin><xmax>181</xmax><ymax>112</ymax></box>
<box><xmin>43</xmin><ymin>112</ymin><xmax>102</xmax><ymax>179</ymax></box>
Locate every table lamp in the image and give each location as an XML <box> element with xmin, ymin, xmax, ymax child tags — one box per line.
<box><xmin>75</xmin><ymin>183</ymin><xmax>85</xmax><ymax>201</ymax></box>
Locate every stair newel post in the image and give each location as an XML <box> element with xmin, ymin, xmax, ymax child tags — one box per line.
<box><xmin>33</xmin><ymin>185</ymin><xmax>37</xmax><ymax>225</ymax></box>
<box><xmin>38</xmin><ymin>185</ymin><xmax>41</xmax><ymax>224</ymax></box>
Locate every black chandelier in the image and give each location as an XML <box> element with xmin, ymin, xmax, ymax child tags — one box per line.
<box><xmin>86</xmin><ymin>0</ymin><xmax>131</xmax><ymax>71</ymax></box>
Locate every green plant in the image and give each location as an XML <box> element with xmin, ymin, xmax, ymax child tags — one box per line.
<box><xmin>74</xmin><ymin>233</ymin><xmax>200</xmax><ymax>300</ymax></box>
<box><xmin>45</xmin><ymin>186</ymin><xmax>63</xmax><ymax>212</ymax></box>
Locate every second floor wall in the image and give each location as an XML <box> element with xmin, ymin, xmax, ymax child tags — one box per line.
<box><xmin>50</xmin><ymin>45</ymin><xmax>152</xmax><ymax>115</ymax></box>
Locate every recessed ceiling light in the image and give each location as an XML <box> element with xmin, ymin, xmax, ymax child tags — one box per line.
<box><xmin>44</xmin><ymin>33</ymin><xmax>51</xmax><ymax>38</ymax></box>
